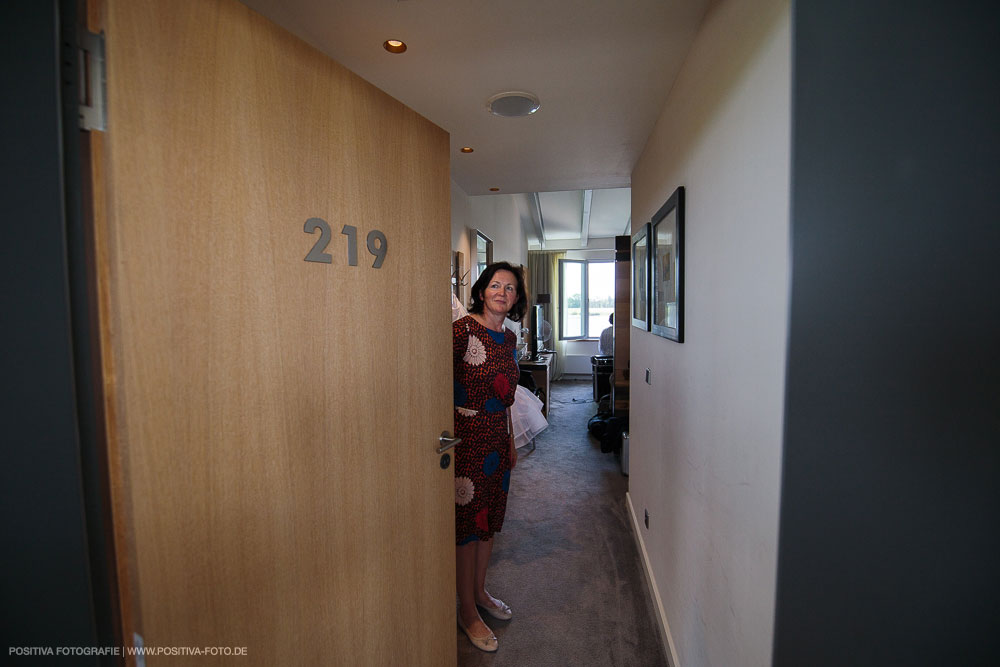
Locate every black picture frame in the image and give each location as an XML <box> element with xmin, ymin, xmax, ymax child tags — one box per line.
<box><xmin>631</xmin><ymin>222</ymin><xmax>651</xmax><ymax>330</ymax></box>
<box><xmin>650</xmin><ymin>186</ymin><xmax>684</xmax><ymax>342</ymax></box>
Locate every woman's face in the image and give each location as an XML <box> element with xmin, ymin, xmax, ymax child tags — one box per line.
<box><xmin>482</xmin><ymin>270</ymin><xmax>518</xmax><ymax>318</ymax></box>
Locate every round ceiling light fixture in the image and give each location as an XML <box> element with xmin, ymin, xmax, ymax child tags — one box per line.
<box><xmin>486</xmin><ymin>91</ymin><xmax>541</xmax><ymax>117</ymax></box>
<box><xmin>489</xmin><ymin>187</ymin><xmax>500</xmax><ymax>192</ymax></box>
<box><xmin>460</xmin><ymin>146</ymin><xmax>474</xmax><ymax>153</ymax></box>
<box><xmin>383</xmin><ymin>39</ymin><xmax>407</xmax><ymax>54</ymax></box>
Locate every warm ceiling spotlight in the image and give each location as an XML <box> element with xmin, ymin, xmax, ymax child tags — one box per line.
<box><xmin>460</xmin><ymin>147</ymin><xmax>474</xmax><ymax>153</ymax></box>
<box><xmin>383</xmin><ymin>39</ymin><xmax>407</xmax><ymax>54</ymax></box>
<box><xmin>489</xmin><ymin>187</ymin><xmax>500</xmax><ymax>192</ymax></box>
<box><xmin>486</xmin><ymin>91</ymin><xmax>541</xmax><ymax>117</ymax></box>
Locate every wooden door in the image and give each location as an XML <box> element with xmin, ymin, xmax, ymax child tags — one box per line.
<box><xmin>87</xmin><ymin>0</ymin><xmax>455</xmax><ymax>664</ymax></box>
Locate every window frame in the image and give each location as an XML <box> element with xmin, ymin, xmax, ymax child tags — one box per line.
<box><xmin>558</xmin><ymin>258</ymin><xmax>614</xmax><ymax>340</ymax></box>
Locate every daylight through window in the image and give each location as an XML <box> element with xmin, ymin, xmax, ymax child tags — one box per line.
<box><xmin>559</xmin><ymin>259</ymin><xmax>614</xmax><ymax>340</ymax></box>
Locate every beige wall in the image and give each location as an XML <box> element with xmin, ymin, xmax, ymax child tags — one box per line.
<box><xmin>628</xmin><ymin>1</ymin><xmax>790</xmax><ymax>665</ymax></box>
<box><xmin>450</xmin><ymin>180</ymin><xmax>473</xmax><ymax>306</ymax></box>
<box><xmin>468</xmin><ymin>194</ymin><xmax>529</xmax><ymax>270</ymax></box>
<box><xmin>451</xmin><ymin>184</ymin><xmax>530</xmax><ymax>306</ymax></box>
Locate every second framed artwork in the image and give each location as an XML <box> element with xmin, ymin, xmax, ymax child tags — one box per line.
<box><xmin>650</xmin><ymin>186</ymin><xmax>684</xmax><ymax>342</ymax></box>
<box><xmin>630</xmin><ymin>222</ymin><xmax>650</xmax><ymax>330</ymax></box>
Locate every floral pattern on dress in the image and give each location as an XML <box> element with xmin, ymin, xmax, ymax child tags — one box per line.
<box><xmin>452</xmin><ymin>315</ymin><xmax>519</xmax><ymax>545</ymax></box>
<box><xmin>475</xmin><ymin>507</ymin><xmax>490</xmax><ymax>532</ymax></box>
<box><xmin>455</xmin><ymin>476</ymin><xmax>475</xmax><ymax>506</ymax></box>
<box><xmin>483</xmin><ymin>451</ymin><xmax>500</xmax><ymax>477</ymax></box>
<box><xmin>484</xmin><ymin>397</ymin><xmax>506</xmax><ymax>413</ymax></box>
<box><xmin>493</xmin><ymin>373</ymin><xmax>510</xmax><ymax>397</ymax></box>
<box><xmin>463</xmin><ymin>335</ymin><xmax>487</xmax><ymax>366</ymax></box>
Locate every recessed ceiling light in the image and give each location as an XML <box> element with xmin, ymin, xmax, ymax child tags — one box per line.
<box><xmin>489</xmin><ymin>187</ymin><xmax>500</xmax><ymax>192</ymax></box>
<box><xmin>460</xmin><ymin>147</ymin><xmax>474</xmax><ymax>153</ymax></box>
<box><xmin>486</xmin><ymin>91</ymin><xmax>540</xmax><ymax>117</ymax></box>
<box><xmin>383</xmin><ymin>39</ymin><xmax>407</xmax><ymax>54</ymax></box>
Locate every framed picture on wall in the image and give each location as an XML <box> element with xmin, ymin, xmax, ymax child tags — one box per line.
<box><xmin>650</xmin><ymin>186</ymin><xmax>685</xmax><ymax>342</ymax></box>
<box><xmin>631</xmin><ymin>222</ymin><xmax>651</xmax><ymax>330</ymax></box>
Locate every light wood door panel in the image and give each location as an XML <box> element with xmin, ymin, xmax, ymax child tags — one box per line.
<box><xmin>97</xmin><ymin>0</ymin><xmax>455</xmax><ymax>663</ymax></box>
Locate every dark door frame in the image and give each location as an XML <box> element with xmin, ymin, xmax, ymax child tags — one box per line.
<box><xmin>0</xmin><ymin>0</ymin><xmax>119</xmax><ymax>661</ymax></box>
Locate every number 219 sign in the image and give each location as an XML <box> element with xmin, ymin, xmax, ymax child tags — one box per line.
<box><xmin>303</xmin><ymin>217</ymin><xmax>387</xmax><ymax>268</ymax></box>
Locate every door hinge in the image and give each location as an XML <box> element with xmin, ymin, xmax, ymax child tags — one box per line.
<box><xmin>78</xmin><ymin>30</ymin><xmax>106</xmax><ymax>131</ymax></box>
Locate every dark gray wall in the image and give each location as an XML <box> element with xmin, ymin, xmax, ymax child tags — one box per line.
<box><xmin>776</xmin><ymin>1</ymin><xmax>1000</xmax><ymax>665</ymax></box>
<box><xmin>0</xmin><ymin>0</ymin><xmax>101</xmax><ymax>660</ymax></box>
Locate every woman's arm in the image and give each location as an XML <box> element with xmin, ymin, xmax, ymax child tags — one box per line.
<box><xmin>507</xmin><ymin>407</ymin><xmax>517</xmax><ymax>469</ymax></box>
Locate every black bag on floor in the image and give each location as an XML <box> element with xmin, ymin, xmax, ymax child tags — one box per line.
<box><xmin>588</xmin><ymin>414</ymin><xmax>626</xmax><ymax>453</ymax></box>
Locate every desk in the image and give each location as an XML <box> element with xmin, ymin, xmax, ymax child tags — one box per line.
<box><xmin>519</xmin><ymin>352</ymin><xmax>553</xmax><ymax>418</ymax></box>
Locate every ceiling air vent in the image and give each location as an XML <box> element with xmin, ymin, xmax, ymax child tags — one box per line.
<box><xmin>486</xmin><ymin>91</ymin><xmax>541</xmax><ymax>117</ymax></box>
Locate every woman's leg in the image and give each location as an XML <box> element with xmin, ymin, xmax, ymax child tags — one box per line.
<box><xmin>473</xmin><ymin>538</ymin><xmax>511</xmax><ymax>613</ymax></box>
<box><xmin>457</xmin><ymin>541</ymin><xmax>492</xmax><ymax>636</ymax></box>
<box><xmin>473</xmin><ymin>537</ymin><xmax>495</xmax><ymax>606</ymax></box>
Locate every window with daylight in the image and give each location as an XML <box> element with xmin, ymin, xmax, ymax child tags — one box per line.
<box><xmin>558</xmin><ymin>259</ymin><xmax>615</xmax><ymax>340</ymax></box>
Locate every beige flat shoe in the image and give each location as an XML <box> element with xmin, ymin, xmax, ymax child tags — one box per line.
<box><xmin>458</xmin><ymin>617</ymin><xmax>498</xmax><ymax>653</ymax></box>
<box><xmin>477</xmin><ymin>598</ymin><xmax>513</xmax><ymax>621</ymax></box>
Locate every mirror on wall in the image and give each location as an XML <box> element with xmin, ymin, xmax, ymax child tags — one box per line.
<box><xmin>631</xmin><ymin>223</ymin><xmax>649</xmax><ymax>330</ymax></box>
<box><xmin>474</xmin><ymin>230</ymin><xmax>493</xmax><ymax>283</ymax></box>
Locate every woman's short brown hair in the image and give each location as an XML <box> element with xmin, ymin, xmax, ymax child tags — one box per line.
<box><xmin>469</xmin><ymin>262</ymin><xmax>528</xmax><ymax>322</ymax></box>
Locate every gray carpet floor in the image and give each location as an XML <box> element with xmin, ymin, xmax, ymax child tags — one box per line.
<box><xmin>457</xmin><ymin>380</ymin><xmax>668</xmax><ymax>667</ymax></box>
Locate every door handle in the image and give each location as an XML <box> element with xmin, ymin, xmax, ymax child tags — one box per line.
<box><xmin>437</xmin><ymin>431</ymin><xmax>462</xmax><ymax>454</ymax></box>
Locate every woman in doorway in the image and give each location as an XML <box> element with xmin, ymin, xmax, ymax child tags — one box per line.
<box><xmin>452</xmin><ymin>261</ymin><xmax>527</xmax><ymax>652</ymax></box>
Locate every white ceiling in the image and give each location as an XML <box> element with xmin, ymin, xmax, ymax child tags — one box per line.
<box><xmin>537</xmin><ymin>187</ymin><xmax>632</xmax><ymax>241</ymax></box>
<box><xmin>240</xmin><ymin>0</ymin><xmax>708</xmax><ymax>242</ymax></box>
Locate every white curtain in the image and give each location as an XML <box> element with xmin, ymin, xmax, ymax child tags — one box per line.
<box><xmin>527</xmin><ymin>250</ymin><xmax>566</xmax><ymax>379</ymax></box>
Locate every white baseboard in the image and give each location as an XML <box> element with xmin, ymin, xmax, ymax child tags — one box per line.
<box><xmin>626</xmin><ymin>491</ymin><xmax>681</xmax><ymax>667</ymax></box>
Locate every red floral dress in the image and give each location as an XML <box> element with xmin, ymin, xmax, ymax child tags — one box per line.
<box><xmin>453</xmin><ymin>315</ymin><xmax>518</xmax><ymax>544</ymax></box>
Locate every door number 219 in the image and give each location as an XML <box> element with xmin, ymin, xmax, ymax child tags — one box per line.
<box><xmin>304</xmin><ymin>217</ymin><xmax>387</xmax><ymax>268</ymax></box>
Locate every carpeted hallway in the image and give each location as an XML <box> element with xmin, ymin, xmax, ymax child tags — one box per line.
<box><xmin>457</xmin><ymin>380</ymin><xmax>668</xmax><ymax>667</ymax></box>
